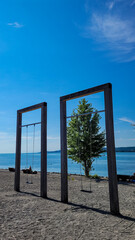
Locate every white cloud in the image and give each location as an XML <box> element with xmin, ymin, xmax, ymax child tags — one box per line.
<box><xmin>22</xmin><ymin>136</ymin><xmax>32</xmax><ymax>140</ymax></box>
<box><xmin>47</xmin><ymin>136</ymin><xmax>60</xmax><ymax>140</ymax></box>
<box><xmin>131</xmin><ymin>0</ymin><xmax>135</xmax><ymax>6</ymax></box>
<box><xmin>8</xmin><ymin>22</ymin><xmax>24</xmax><ymax>28</ymax></box>
<box><xmin>0</xmin><ymin>132</ymin><xmax>15</xmax><ymax>140</ymax></box>
<box><xmin>89</xmin><ymin>14</ymin><xmax>135</xmax><ymax>61</ymax></box>
<box><xmin>82</xmin><ymin>0</ymin><xmax>135</xmax><ymax>62</ymax></box>
<box><xmin>0</xmin><ymin>132</ymin><xmax>15</xmax><ymax>153</ymax></box>
<box><xmin>115</xmin><ymin>130</ymin><xmax>120</xmax><ymax>133</ymax></box>
<box><xmin>0</xmin><ymin>111</ymin><xmax>6</xmax><ymax>115</ymax></box>
<box><xmin>107</xmin><ymin>1</ymin><xmax>115</xmax><ymax>10</ymax></box>
<box><xmin>84</xmin><ymin>0</ymin><xmax>90</xmax><ymax>13</ymax></box>
<box><xmin>119</xmin><ymin>117</ymin><xmax>135</xmax><ymax>126</ymax></box>
<box><xmin>0</xmin><ymin>131</ymin><xmax>60</xmax><ymax>153</ymax></box>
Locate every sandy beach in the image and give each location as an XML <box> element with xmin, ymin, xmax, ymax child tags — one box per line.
<box><xmin>0</xmin><ymin>170</ymin><xmax>135</xmax><ymax>239</ymax></box>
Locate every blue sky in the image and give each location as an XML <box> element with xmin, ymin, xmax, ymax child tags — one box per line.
<box><xmin>0</xmin><ymin>0</ymin><xmax>135</xmax><ymax>153</ymax></box>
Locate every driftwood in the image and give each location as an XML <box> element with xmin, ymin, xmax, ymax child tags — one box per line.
<box><xmin>117</xmin><ymin>174</ymin><xmax>135</xmax><ymax>182</ymax></box>
<box><xmin>9</xmin><ymin>167</ymin><xmax>15</xmax><ymax>172</ymax></box>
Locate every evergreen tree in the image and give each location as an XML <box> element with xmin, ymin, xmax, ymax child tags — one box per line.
<box><xmin>67</xmin><ymin>98</ymin><xmax>106</xmax><ymax>177</ymax></box>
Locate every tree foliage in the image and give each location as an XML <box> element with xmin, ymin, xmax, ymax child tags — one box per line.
<box><xmin>67</xmin><ymin>98</ymin><xmax>106</xmax><ymax>177</ymax></box>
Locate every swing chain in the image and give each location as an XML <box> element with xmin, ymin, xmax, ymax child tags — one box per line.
<box><xmin>25</xmin><ymin>124</ymin><xmax>36</xmax><ymax>184</ymax></box>
<box><xmin>31</xmin><ymin>124</ymin><xmax>36</xmax><ymax>184</ymax></box>
<box><xmin>26</xmin><ymin>126</ymin><xmax>29</xmax><ymax>183</ymax></box>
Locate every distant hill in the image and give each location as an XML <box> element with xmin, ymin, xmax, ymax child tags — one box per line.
<box><xmin>47</xmin><ymin>150</ymin><xmax>61</xmax><ymax>153</ymax></box>
<box><xmin>103</xmin><ymin>147</ymin><xmax>135</xmax><ymax>152</ymax></box>
<box><xmin>115</xmin><ymin>147</ymin><xmax>135</xmax><ymax>152</ymax></box>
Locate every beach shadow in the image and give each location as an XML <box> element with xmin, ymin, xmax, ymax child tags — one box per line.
<box><xmin>17</xmin><ymin>192</ymin><xmax>135</xmax><ymax>222</ymax></box>
<box><xmin>80</xmin><ymin>189</ymin><xmax>92</xmax><ymax>193</ymax></box>
<box><xmin>46</xmin><ymin>197</ymin><xmax>135</xmax><ymax>222</ymax></box>
<box><xmin>118</xmin><ymin>182</ymin><xmax>135</xmax><ymax>187</ymax></box>
<box><xmin>117</xmin><ymin>214</ymin><xmax>135</xmax><ymax>222</ymax></box>
<box><xmin>20</xmin><ymin>190</ymin><xmax>40</xmax><ymax>198</ymax></box>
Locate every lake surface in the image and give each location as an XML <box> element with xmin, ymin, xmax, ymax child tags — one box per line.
<box><xmin>0</xmin><ymin>152</ymin><xmax>134</xmax><ymax>177</ymax></box>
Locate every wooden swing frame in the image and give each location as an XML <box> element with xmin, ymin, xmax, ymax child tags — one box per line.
<box><xmin>14</xmin><ymin>102</ymin><xmax>47</xmax><ymax>198</ymax></box>
<box><xmin>60</xmin><ymin>83</ymin><xmax>120</xmax><ymax>215</ymax></box>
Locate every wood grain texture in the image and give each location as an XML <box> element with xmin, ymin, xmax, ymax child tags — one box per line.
<box><xmin>104</xmin><ymin>86</ymin><xmax>120</xmax><ymax>215</ymax></box>
<box><xmin>14</xmin><ymin>112</ymin><xmax>22</xmax><ymax>191</ymax></box>
<box><xmin>41</xmin><ymin>104</ymin><xmax>47</xmax><ymax>198</ymax></box>
<box><xmin>18</xmin><ymin>102</ymin><xmax>47</xmax><ymax>114</ymax></box>
<box><xmin>60</xmin><ymin>83</ymin><xmax>111</xmax><ymax>102</ymax></box>
<box><xmin>60</xmin><ymin>101</ymin><xmax>68</xmax><ymax>203</ymax></box>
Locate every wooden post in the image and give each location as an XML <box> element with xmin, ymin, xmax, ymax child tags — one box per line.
<box><xmin>104</xmin><ymin>84</ymin><xmax>120</xmax><ymax>215</ymax></box>
<box><xmin>41</xmin><ymin>104</ymin><xmax>47</xmax><ymax>198</ymax></box>
<box><xmin>14</xmin><ymin>112</ymin><xmax>22</xmax><ymax>191</ymax></box>
<box><xmin>60</xmin><ymin>100</ymin><xmax>68</xmax><ymax>203</ymax></box>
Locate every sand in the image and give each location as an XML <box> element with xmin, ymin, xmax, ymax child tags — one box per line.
<box><xmin>0</xmin><ymin>170</ymin><xmax>135</xmax><ymax>240</ymax></box>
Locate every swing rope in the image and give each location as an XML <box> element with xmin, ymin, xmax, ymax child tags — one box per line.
<box><xmin>79</xmin><ymin>113</ymin><xmax>92</xmax><ymax>192</ymax></box>
<box><xmin>30</xmin><ymin>124</ymin><xmax>35</xmax><ymax>184</ymax></box>
<box><xmin>80</xmin><ymin>160</ymin><xmax>83</xmax><ymax>191</ymax></box>
<box><xmin>26</xmin><ymin>126</ymin><xmax>29</xmax><ymax>183</ymax></box>
<box><xmin>89</xmin><ymin>114</ymin><xmax>92</xmax><ymax>192</ymax></box>
<box><xmin>32</xmin><ymin>124</ymin><xmax>35</xmax><ymax>172</ymax></box>
<box><xmin>77</xmin><ymin>116</ymin><xmax>83</xmax><ymax>191</ymax></box>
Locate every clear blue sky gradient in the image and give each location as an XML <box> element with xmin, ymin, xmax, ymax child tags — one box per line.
<box><xmin>0</xmin><ymin>0</ymin><xmax>135</xmax><ymax>152</ymax></box>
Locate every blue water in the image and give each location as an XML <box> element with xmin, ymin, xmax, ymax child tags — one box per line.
<box><xmin>0</xmin><ymin>152</ymin><xmax>134</xmax><ymax>177</ymax></box>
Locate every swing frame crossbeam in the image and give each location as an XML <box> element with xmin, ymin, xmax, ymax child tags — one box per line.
<box><xmin>14</xmin><ymin>102</ymin><xmax>47</xmax><ymax>198</ymax></box>
<box><xmin>60</xmin><ymin>83</ymin><xmax>120</xmax><ymax>215</ymax></box>
<box><xmin>66</xmin><ymin>110</ymin><xmax>105</xmax><ymax>119</ymax></box>
<box><xmin>21</xmin><ymin>122</ymin><xmax>41</xmax><ymax>128</ymax></box>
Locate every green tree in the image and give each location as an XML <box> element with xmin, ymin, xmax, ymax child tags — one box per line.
<box><xmin>67</xmin><ymin>98</ymin><xmax>106</xmax><ymax>177</ymax></box>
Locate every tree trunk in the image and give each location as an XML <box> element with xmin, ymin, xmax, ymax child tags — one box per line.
<box><xmin>84</xmin><ymin>161</ymin><xmax>89</xmax><ymax>177</ymax></box>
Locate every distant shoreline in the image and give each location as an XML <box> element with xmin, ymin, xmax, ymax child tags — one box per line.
<box><xmin>1</xmin><ymin>147</ymin><xmax>135</xmax><ymax>154</ymax></box>
<box><xmin>34</xmin><ymin>147</ymin><xmax>135</xmax><ymax>153</ymax></box>
<box><xmin>48</xmin><ymin>148</ymin><xmax>135</xmax><ymax>153</ymax></box>
<box><xmin>114</xmin><ymin>147</ymin><xmax>135</xmax><ymax>152</ymax></box>
<box><xmin>30</xmin><ymin>147</ymin><xmax>135</xmax><ymax>153</ymax></box>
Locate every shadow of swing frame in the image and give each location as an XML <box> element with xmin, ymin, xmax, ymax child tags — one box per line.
<box><xmin>14</xmin><ymin>102</ymin><xmax>47</xmax><ymax>198</ymax></box>
<box><xmin>60</xmin><ymin>83</ymin><xmax>120</xmax><ymax>215</ymax></box>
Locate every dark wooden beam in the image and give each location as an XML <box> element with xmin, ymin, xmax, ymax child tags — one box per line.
<box><xmin>104</xmin><ymin>86</ymin><xmax>120</xmax><ymax>215</ymax></box>
<box><xmin>14</xmin><ymin>112</ymin><xmax>22</xmax><ymax>191</ymax></box>
<box><xmin>18</xmin><ymin>102</ymin><xmax>47</xmax><ymax>114</ymax></box>
<box><xmin>41</xmin><ymin>104</ymin><xmax>47</xmax><ymax>198</ymax></box>
<box><xmin>60</xmin><ymin>83</ymin><xmax>111</xmax><ymax>102</ymax></box>
<box><xmin>60</xmin><ymin>100</ymin><xmax>68</xmax><ymax>203</ymax></box>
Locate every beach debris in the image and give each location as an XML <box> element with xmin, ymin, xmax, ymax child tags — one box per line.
<box><xmin>22</xmin><ymin>166</ymin><xmax>37</xmax><ymax>174</ymax></box>
<box><xmin>8</xmin><ymin>167</ymin><xmax>15</xmax><ymax>172</ymax></box>
<box><xmin>117</xmin><ymin>174</ymin><xmax>135</xmax><ymax>182</ymax></box>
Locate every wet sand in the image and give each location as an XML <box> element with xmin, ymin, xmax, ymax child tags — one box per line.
<box><xmin>0</xmin><ymin>170</ymin><xmax>135</xmax><ymax>239</ymax></box>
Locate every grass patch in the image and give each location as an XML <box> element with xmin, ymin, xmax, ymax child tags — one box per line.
<box><xmin>89</xmin><ymin>174</ymin><xmax>100</xmax><ymax>179</ymax></box>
